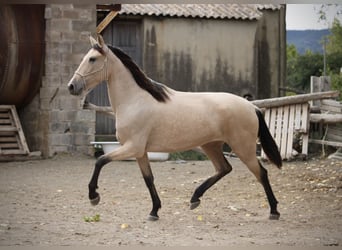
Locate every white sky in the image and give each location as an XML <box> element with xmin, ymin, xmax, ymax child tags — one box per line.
<box><xmin>286</xmin><ymin>4</ymin><xmax>342</xmax><ymax>30</ymax></box>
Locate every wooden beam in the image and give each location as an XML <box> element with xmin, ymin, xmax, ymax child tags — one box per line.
<box><xmin>309</xmin><ymin>139</ymin><xmax>342</xmax><ymax>147</ymax></box>
<box><xmin>84</xmin><ymin>102</ymin><xmax>114</xmax><ymax>116</ymax></box>
<box><xmin>97</xmin><ymin>10</ymin><xmax>119</xmax><ymax>34</ymax></box>
<box><xmin>252</xmin><ymin>91</ymin><xmax>339</xmax><ymax>109</ymax></box>
<box><xmin>97</xmin><ymin>4</ymin><xmax>121</xmax><ymax>11</ymax></box>
<box><xmin>310</xmin><ymin>114</ymin><xmax>342</xmax><ymax>124</ymax></box>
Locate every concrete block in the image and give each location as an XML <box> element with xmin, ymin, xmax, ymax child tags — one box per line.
<box><xmin>59</xmin><ymin>42</ymin><xmax>72</xmax><ymax>54</ymax></box>
<box><xmin>72</xmin><ymin>41</ymin><xmax>90</xmax><ymax>54</ymax></box>
<box><xmin>45</xmin><ymin>51</ymin><xmax>61</xmax><ymax>64</ymax></box>
<box><xmin>75</xmin><ymin>110</ymin><xmax>96</xmax><ymax>122</ymax></box>
<box><xmin>51</xmin><ymin>6</ymin><xmax>62</xmax><ymax>18</ymax></box>
<box><xmin>42</xmin><ymin>75</ymin><xmax>61</xmax><ymax>87</ymax></box>
<box><xmin>50</xmin><ymin>133</ymin><xmax>73</xmax><ymax>146</ymax></box>
<box><xmin>72</xmin><ymin>20</ymin><xmax>95</xmax><ymax>32</ymax></box>
<box><xmin>73</xmin><ymin>134</ymin><xmax>94</xmax><ymax>146</ymax></box>
<box><xmin>45</xmin><ymin>6</ymin><xmax>52</xmax><ymax>19</ymax></box>
<box><xmin>40</xmin><ymin>86</ymin><xmax>60</xmax><ymax>99</ymax></box>
<box><xmin>51</xmin><ymin>19</ymin><xmax>72</xmax><ymax>32</ymax></box>
<box><xmin>58</xmin><ymin>97</ymin><xmax>80</xmax><ymax>110</ymax></box>
<box><xmin>61</xmin><ymin>31</ymin><xmax>81</xmax><ymax>42</ymax></box>
<box><xmin>45</xmin><ymin>63</ymin><xmax>61</xmax><ymax>75</ymax></box>
<box><xmin>49</xmin><ymin>121</ymin><xmax>71</xmax><ymax>133</ymax></box>
<box><xmin>62</xmin><ymin>9</ymin><xmax>80</xmax><ymax>19</ymax></box>
<box><xmin>40</xmin><ymin>98</ymin><xmax>51</xmax><ymax>111</ymax></box>
<box><xmin>70</xmin><ymin>122</ymin><xmax>94</xmax><ymax>134</ymax></box>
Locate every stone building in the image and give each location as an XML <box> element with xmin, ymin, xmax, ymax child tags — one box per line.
<box><xmin>0</xmin><ymin>4</ymin><xmax>286</xmax><ymax>157</ymax></box>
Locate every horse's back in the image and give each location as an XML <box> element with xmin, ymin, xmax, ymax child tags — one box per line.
<box><xmin>146</xmin><ymin>91</ymin><xmax>258</xmax><ymax>152</ymax></box>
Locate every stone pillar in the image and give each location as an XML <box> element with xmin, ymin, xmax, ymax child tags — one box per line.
<box><xmin>21</xmin><ymin>4</ymin><xmax>97</xmax><ymax>157</ymax></box>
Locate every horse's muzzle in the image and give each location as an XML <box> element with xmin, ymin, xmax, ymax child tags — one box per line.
<box><xmin>68</xmin><ymin>80</ymin><xmax>84</xmax><ymax>96</ymax></box>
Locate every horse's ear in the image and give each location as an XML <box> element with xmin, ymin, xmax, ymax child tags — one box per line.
<box><xmin>89</xmin><ymin>36</ymin><xmax>98</xmax><ymax>48</ymax></box>
<box><xmin>97</xmin><ymin>34</ymin><xmax>105</xmax><ymax>48</ymax></box>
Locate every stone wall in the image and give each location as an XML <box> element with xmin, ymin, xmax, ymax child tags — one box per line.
<box><xmin>20</xmin><ymin>4</ymin><xmax>97</xmax><ymax>157</ymax></box>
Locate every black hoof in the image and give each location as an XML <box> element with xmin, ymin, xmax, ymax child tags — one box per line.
<box><xmin>147</xmin><ymin>214</ymin><xmax>159</xmax><ymax>221</ymax></box>
<box><xmin>90</xmin><ymin>194</ymin><xmax>100</xmax><ymax>206</ymax></box>
<box><xmin>269</xmin><ymin>213</ymin><xmax>280</xmax><ymax>220</ymax></box>
<box><xmin>190</xmin><ymin>200</ymin><xmax>201</xmax><ymax>210</ymax></box>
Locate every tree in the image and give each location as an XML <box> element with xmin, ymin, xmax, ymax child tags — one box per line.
<box><xmin>317</xmin><ymin>4</ymin><xmax>342</xmax><ymax>23</ymax></box>
<box><xmin>326</xmin><ymin>18</ymin><xmax>342</xmax><ymax>55</ymax></box>
<box><xmin>326</xmin><ymin>18</ymin><xmax>342</xmax><ymax>98</ymax></box>
<box><xmin>286</xmin><ymin>46</ymin><xmax>323</xmax><ymax>91</ymax></box>
<box><xmin>286</xmin><ymin>17</ymin><xmax>342</xmax><ymax>97</ymax></box>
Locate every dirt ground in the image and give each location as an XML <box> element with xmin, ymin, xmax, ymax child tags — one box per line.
<box><xmin>0</xmin><ymin>154</ymin><xmax>341</xmax><ymax>246</ymax></box>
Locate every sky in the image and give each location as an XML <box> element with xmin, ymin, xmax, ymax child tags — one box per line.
<box><xmin>286</xmin><ymin>4</ymin><xmax>342</xmax><ymax>30</ymax></box>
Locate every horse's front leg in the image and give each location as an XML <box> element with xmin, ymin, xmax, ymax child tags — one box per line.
<box><xmin>136</xmin><ymin>153</ymin><xmax>161</xmax><ymax>221</ymax></box>
<box><xmin>88</xmin><ymin>143</ymin><xmax>141</xmax><ymax>206</ymax></box>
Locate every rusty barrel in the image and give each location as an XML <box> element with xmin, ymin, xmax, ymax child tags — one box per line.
<box><xmin>0</xmin><ymin>5</ymin><xmax>45</xmax><ymax>108</ymax></box>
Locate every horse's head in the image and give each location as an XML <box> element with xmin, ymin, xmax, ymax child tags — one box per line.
<box><xmin>67</xmin><ymin>35</ymin><xmax>109</xmax><ymax>96</ymax></box>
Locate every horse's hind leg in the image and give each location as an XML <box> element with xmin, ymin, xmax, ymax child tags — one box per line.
<box><xmin>190</xmin><ymin>141</ymin><xmax>232</xmax><ymax>210</ymax></box>
<box><xmin>233</xmin><ymin>143</ymin><xmax>280</xmax><ymax>220</ymax></box>
<box><xmin>136</xmin><ymin>153</ymin><xmax>161</xmax><ymax>221</ymax></box>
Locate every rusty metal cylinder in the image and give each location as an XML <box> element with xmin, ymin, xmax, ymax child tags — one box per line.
<box><xmin>0</xmin><ymin>5</ymin><xmax>45</xmax><ymax>108</ymax></box>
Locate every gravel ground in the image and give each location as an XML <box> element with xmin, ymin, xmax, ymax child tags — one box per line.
<box><xmin>0</xmin><ymin>154</ymin><xmax>341</xmax><ymax>246</ymax></box>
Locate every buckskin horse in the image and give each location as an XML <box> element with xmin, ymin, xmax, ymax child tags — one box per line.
<box><xmin>67</xmin><ymin>35</ymin><xmax>282</xmax><ymax>221</ymax></box>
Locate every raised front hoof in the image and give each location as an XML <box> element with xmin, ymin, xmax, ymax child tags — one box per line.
<box><xmin>190</xmin><ymin>200</ymin><xmax>201</xmax><ymax>210</ymax></box>
<box><xmin>90</xmin><ymin>194</ymin><xmax>100</xmax><ymax>206</ymax></box>
<box><xmin>147</xmin><ymin>214</ymin><xmax>159</xmax><ymax>221</ymax></box>
<box><xmin>269</xmin><ymin>213</ymin><xmax>280</xmax><ymax>220</ymax></box>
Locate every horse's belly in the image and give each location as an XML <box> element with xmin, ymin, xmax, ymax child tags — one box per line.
<box><xmin>146</xmin><ymin>113</ymin><xmax>223</xmax><ymax>152</ymax></box>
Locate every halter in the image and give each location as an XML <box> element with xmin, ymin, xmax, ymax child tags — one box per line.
<box><xmin>74</xmin><ymin>56</ymin><xmax>108</xmax><ymax>91</ymax></box>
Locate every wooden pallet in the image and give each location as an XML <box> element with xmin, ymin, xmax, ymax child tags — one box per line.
<box><xmin>0</xmin><ymin>105</ymin><xmax>30</xmax><ymax>155</ymax></box>
<box><xmin>309</xmin><ymin>99</ymin><xmax>342</xmax><ymax>148</ymax></box>
<box><xmin>262</xmin><ymin>103</ymin><xmax>310</xmax><ymax>160</ymax></box>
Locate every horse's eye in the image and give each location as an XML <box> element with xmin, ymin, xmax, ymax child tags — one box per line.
<box><xmin>89</xmin><ymin>57</ymin><xmax>96</xmax><ymax>63</ymax></box>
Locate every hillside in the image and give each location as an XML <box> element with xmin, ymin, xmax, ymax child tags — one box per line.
<box><xmin>287</xmin><ymin>29</ymin><xmax>330</xmax><ymax>54</ymax></box>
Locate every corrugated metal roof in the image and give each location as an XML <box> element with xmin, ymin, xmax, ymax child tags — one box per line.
<box><xmin>255</xmin><ymin>4</ymin><xmax>282</xmax><ymax>11</ymax></box>
<box><xmin>118</xmin><ymin>4</ymin><xmax>273</xmax><ymax>20</ymax></box>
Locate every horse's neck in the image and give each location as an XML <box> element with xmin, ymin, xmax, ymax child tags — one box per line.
<box><xmin>106</xmin><ymin>61</ymin><xmax>148</xmax><ymax>114</ymax></box>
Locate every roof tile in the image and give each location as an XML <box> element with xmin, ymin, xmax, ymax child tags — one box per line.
<box><xmin>118</xmin><ymin>4</ymin><xmax>277</xmax><ymax>20</ymax></box>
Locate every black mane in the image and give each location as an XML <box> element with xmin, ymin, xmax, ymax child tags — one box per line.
<box><xmin>107</xmin><ymin>45</ymin><xmax>170</xmax><ymax>103</ymax></box>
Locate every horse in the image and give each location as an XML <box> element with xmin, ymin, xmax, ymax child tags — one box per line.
<box><xmin>67</xmin><ymin>34</ymin><xmax>282</xmax><ymax>221</ymax></box>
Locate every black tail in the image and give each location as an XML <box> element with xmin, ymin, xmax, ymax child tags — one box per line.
<box><xmin>256</xmin><ymin>109</ymin><xmax>282</xmax><ymax>168</ymax></box>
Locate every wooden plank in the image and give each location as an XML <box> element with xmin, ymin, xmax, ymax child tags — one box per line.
<box><xmin>302</xmin><ymin>134</ymin><xmax>309</xmax><ymax>155</ymax></box>
<box><xmin>0</xmin><ymin>105</ymin><xmax>15</xmax><ymax>111</ymax></box>
<box><xmin>280</xmin><ymin>105</ymin><xmax>289</xmax><ymax>158</ymax></box>
<box><xmin>327</xmin><ymin>132</ymin><xmax>342</xmax><ymax>142</ymax></box>
<box><xmin>252</xmin><ymin>91</ymin><xmax>339</xmax><ymax>109</ymax></box>
<box><xmin>97</xmin><ymin>10</ymin><xmax>119</xmax><ymax>34</ymax></box>
<box><xmin>269</xmin><ymin>108</ymin><xmax>277</xmax><ymax>139</ymax></box>
<box><xmin>0</xmin><ymin>131</ymin><xmax>16</xmax><ymax>136</ymax></box>
<box><xmin>301</xmin><ymin>103</ymin><xmax>309</xmax><ymax>132</ymax></box>
<box><xmin>9</xmin><ymin>106</ymin><xmax>29</xmax><ymax>154</ymax></box>
<box><xmin>275</xmin><ymin>107</ymin><xmax>283</xmax><ymax>150</ymax></box>
<box><xmin>320</xmin><ymin>104</ymin><xmax>342</xmax><ymax>113</ymax></box>
<box><xmin>286</xmin><ymin>105</ymin><xmax>296</xmax><ymax>159</ymax></box>
<box><xmin>321</xmin><ymin>99</ymin><xmax>342</xmax><ymax>108</ymax></box>
<box><xmin>310</xmin><ymin>114</ymin><xmax>342</xmax><ymax>123</ymax></box>
<box><xmin>294</xmin><ymin>104</ymin><xmax>301</xmax><ymax>131</ymax></box>
<box><xmin>0</xmin><ymin>143</ymin><xmax>19</xmax><ymax>149</ymax></box>
<box><xmin>261</xmin><ymin>109</ymin><xmax>271</xmax><ymax>159</ymax></box>
<box><xmin>309</xmin><ymin>139</ymin><xmax>342</xmax><ymax>147</ymax></box>
<box><xmin>0</xmin><ymin>137</ymin><xmax>17</xmax><ymax>142</ymax></box>
<box><xmin>0</xmin><ymin>117</ymin><xmax>11</xmax><ymax>124</ymax></box>
<box><xmin>0</xmin><ymin>126</ymin><xmax>17</xmax><ymax>132</ymax></box>
<box><xmin>301</xmin><ymin>103</ymin><xmax>309</xmax><ymax>156</ymax></box>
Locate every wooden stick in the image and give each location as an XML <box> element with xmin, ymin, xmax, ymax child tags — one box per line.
<box><xmin>97</xmin><ymin>10</ymin><xmax>119</xmax><ymax>34</ymax></box>
<box><xmin>310</xmin><ymin>114</ymin><xmax>342</xmax><ymax>124</ymax></box>
<box><xmin>83</xmin><ymin>102</ymin><xmax>115</xmax><ymax>116</ymax></box>
<box><xmin>252</xmin><ymin>91</ymin><xmax>339</xmax><ymax>108</ymax></box>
